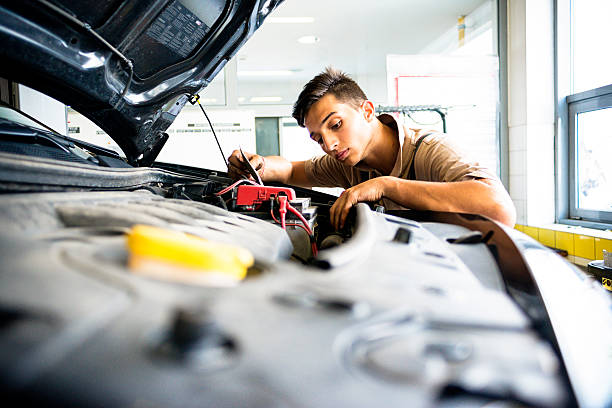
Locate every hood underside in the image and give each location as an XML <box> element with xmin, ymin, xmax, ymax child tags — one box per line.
<box><xmin>0</xmin><ymin>0</ymin><xmax>282</xmax><ymax>166</ymax></box>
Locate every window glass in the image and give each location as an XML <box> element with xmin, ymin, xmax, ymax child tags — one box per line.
<box><xmin>576</xmin><ymin>107</ymin><xmax>612</xmax><ymax>212</ymax></box>
<box><xmin>571</xmin><ymin>0</ymin><xmax>612</xmax><ymax>93</ymax></box>
<box><xmin>561</xmin><ymin>0</ymin><xmax>612</xmax><ymax>225</ymax></box>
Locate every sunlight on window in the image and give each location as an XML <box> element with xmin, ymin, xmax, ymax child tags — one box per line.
<box><xmin>576</xmin><ymin>107</ymin><xmax>612</xmax><ymax>211</ymax></box>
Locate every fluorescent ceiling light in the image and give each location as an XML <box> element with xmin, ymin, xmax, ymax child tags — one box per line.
<box><xmin>238</xmin><ymin>70</ymin><xmax>293</xmax><ymax>77</ymax></box>
<box><xmin>297</xmin><ymin>36</ymin><xmax>319</xmax><ymax>44</ymax></box>
<box><xmin>250</xmin><ymin>96</ymin><xmax>282</xmax><ymax>103</ymax></box>
<box><xmin>238</xmin><ymin>97</ymin><xmax>246</xmax><ymax>103</ymax></box>
<box><xmin>267</xmin><ymin>17</ymin><xmax>314</xmax><ymax>24</ymax></box>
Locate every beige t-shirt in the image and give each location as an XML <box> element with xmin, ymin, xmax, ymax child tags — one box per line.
<box><xmin>304</xmin><ymin>114</ymin><xmax>498</xmax><ymax>209</ymax></box>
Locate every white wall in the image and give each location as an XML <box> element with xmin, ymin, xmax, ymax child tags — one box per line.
<box><xmin>157</xmin><ymin>107</ymin><xmax>256</xmax><ymax>171</ymax></box>
<box><xmin>507</xmin><ymin>0</ymin><xmax>555</xmax><ymax>226</ymax></box>
<box><xmin>387</xmin><ymin>54</ymin><xmax>500</xmax><ymax>174</ymax></box>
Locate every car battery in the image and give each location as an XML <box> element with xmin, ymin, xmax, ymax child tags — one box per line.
<box><xmin>287</xmin><ymin>197</ymin><xmax>317</xmax><ymax>221</ymax></box>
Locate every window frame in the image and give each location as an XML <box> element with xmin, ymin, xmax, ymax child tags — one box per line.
<box><xmin>567</xmin><ymin>86</ymin><xmax>612</xmax><ymax>224</ymax></box>
<box><xmin>556</xmin><ymin>0</ymin><xmax>612</xmax><ymax>229</ymax></box>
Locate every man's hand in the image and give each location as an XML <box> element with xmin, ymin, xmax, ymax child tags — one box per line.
<box><xmin>330</xmin><ymin>178</ymin><xmax>388</xmax><ymax>230</ymax></box>
<box><xmin>227</xmin><ymin>149</ymin><xmax>265</xmax><ymax>181</ymax></box>
<box><xmin>227</xmin><ymin>152</ymin><xmax>312</xmax><ymax>187</ymax></box>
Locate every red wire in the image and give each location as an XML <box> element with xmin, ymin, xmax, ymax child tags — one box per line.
<box><xmin>270</xmin><ymin>208</ymin><xmax>281</xmax><ymax>223</ymax></box>
<box><xmin>270</xmin><ymin>209</ymin><xmax>311</xmax><ymax>235</ymax></box>
<box><xmin>278</xmin><ymin>196</ymin><xmax>287</xmax><ymax>229</ymax></box>
<box><xmin>272</xmin><ymin>200</ymin><xmax>318</xmax><ymax>257</ymax></box>
<box><xmin>286</xmin><ymin>203</ymin><xmax>313</xmax><ymax>235</ymax></box>
<box><xmin>286</xmin><ymin>202</ymin><xmax>318</xmax><ymax>256</ymax></box>
<box><xmin>214</xmin><ymin>178</ymin><xmax>258</xmax><ymax>196</ymax></box>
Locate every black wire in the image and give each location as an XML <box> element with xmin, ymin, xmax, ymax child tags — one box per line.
<box><xmin>197</xmin><ymin>101</ymin><xmax>229</xmax><ymax>168</ymax></box>
<box><xmin>113</xmin><ymin>61</ymin><xmax>134</xmax><ymax>109</ymax></box>
<box><xmin>217</xmin><ymin>195</ymin><xmax>228</xmax><ymax>210</ymax></box>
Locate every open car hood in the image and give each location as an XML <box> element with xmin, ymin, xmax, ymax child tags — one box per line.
<box><xmin>0</xmin><ymin>0</ymin><xmax>282</xmax><ymax>166</ymax></box>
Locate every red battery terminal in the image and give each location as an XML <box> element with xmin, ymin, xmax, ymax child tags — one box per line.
<box><xmin>235</xmin><ymin>185</ymin><xmax>296</xmax><ymax>207</ymax></box>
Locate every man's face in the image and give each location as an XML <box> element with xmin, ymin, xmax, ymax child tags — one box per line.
<box><xmin>304</xmin><ymin>94</ymin><xmax>373</xmax><ymax>166</ymax></box>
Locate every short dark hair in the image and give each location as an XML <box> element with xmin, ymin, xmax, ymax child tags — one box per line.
<box><xmin>292</xmin><ymin>67</ymin><xmax>367</xmax><ymax>127</ymax></box>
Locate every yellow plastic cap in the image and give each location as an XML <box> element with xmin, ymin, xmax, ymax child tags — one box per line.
<box><xmin>126</xmin><ymin>225</ymin><xmax>253</xmax><ymax>284</ymax></box>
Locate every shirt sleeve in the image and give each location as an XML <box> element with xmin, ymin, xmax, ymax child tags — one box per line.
<box><xmin>415</xmin><ymin>134</ymin><xmax>498</xmax><ymax>182</ymax></box>
<box><xmin>304</xmin><ymin>155</ymin><xmax>354</xmax><ymax>188</ymax></box>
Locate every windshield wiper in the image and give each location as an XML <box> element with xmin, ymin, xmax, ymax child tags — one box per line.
<box><xmin>0</xmin><ymin>119</ymin><xmax>100</xmax><ymax>164</ymax></box>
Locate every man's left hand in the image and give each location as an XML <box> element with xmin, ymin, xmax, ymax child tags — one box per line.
<box><xmin>330</xmin><ymin>178</ymin><xmax>388</xmax><ymax>230</ymax></box>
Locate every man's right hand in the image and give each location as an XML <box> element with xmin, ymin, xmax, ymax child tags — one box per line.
<box><xmin>227</xmin><ymin>149</ymin><xmax>265</xmax><ymax>181</ymax></box>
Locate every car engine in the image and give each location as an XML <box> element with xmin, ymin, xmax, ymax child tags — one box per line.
<box><xmin>0</xmin><ymin>153</ymin><xmax>576</xmax><ymax>407</ymax></box>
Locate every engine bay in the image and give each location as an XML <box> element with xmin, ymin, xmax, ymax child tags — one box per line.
<box><xmin>0</xmin><ymin>156</ymin><xmax>573</xmax><ymax>407</ymax></box>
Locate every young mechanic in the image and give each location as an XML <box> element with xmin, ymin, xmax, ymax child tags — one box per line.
<box><xmin>228</xmin><ymin>67</ymin><xmax>516</xmax><ymax>229</ymax></box>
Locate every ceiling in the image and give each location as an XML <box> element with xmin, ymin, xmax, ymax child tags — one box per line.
<box><xmin>235</xmin><ymin>0</ymin><xmax>490</xmax><ymax>104</ymax></box>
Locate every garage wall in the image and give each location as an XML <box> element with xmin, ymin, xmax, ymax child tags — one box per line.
<box><xmin>506</xmin><ymin>0</ymin><xmax>555</xmax><ymax>226</ymax></box>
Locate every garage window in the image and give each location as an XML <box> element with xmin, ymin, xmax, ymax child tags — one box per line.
<box><xmin>568</xmin><ymin>91</ymin><xmax>612</xmax><ymax>223</ymax></box>
<box><xmin>558</xmin><ymin>0</ymin><xmax>612</xmax><ymax>227</ymax></box>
